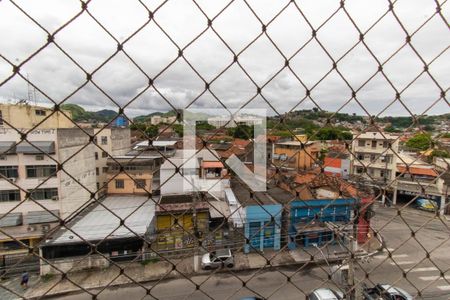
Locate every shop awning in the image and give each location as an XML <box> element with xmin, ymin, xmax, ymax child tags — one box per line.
<box><xmin>0</xmin><ymin>141</ymin><xmax>16</xmax><ymax>154</ymax></box>
<box><xmin>16</xmin><ymin>141</ymin><xmax>55</xmax><ymax>154</ymax></box>
<box><xmin>26</xmin><ymin>210</ymin><xmax>59</xmax><ymax>224</ymax></box>
<box><xmin>0</xmin><ymin>213</ymin><xmax>23</xmax><ymax>227</ymax></box>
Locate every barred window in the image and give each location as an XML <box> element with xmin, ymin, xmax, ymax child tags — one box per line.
<box><xmin>115</xmin><ymin>179</ymin><xmax>124</xmax><ymax>189</ymax></box>
<box><xmin>30</xmin><ymin>188</ymin><xmax>58</xmax><ymax>200</ymax></box>
<box><xmin>0</xmin><ymin>190</ymin><xmax>20</xmax><ymax>202</ymax></box>
<box><xmin>26</xmin><ymin>165</ymin><xmax>57</xmax><ymax>178</ymax></box>
<box><xmin>135</xmin><ymin>179</ymin><xmax>146</xmax><ymax>189</ymax></box>
<box><xmin>0</xmin><ymin>166</ymin><xmax>19</xmax><ymax>178</ymax></box>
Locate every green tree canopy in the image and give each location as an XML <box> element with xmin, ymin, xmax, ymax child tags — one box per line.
<box><xmin>144</xmin><ymin>125</ymin><xmax>159</xmax><ymax>138</ymax></box>
<box><xmin>405</xmin><ymin>133</ymin><xmax>432</xmax><ymax>151</ymax></box>
<box><xmin>228</xmin><ymin>124</ymin><xmax>254</xmax><ymax>139</ymax></box>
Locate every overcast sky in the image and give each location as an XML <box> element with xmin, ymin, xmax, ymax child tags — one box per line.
<box><xmin>0</xmin><ymin>0</ymin><xmax>448</xmax><ymax>118</ymax></box>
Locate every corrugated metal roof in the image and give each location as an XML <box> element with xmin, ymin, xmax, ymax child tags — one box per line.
<box><xmin>47</xmin><ymin>196</ymin><xmax>155</xmax><ymax>245</ymax></box>
<box><xmin>0</xmin><ymin>141</ymin><xmax>16</xmax><ymax>154</ymax></box>
<box><xmin>0</xmin><ymin>213</ymin><xmax>23</xmax><ymax>227</ymax></box>
<box><xmin>16</xmin><ymin>141</ymin><xmax>55</xmax><ymax>154</ymax></box>
<box><xmin>26</xmin><ymin>210</ymin><xmax>59</xmax><ymax>224</ymax></box>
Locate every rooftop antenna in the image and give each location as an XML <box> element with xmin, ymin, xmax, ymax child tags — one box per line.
<box><xmin>26</xmin><ymin>73</ymin><xmax>37</xmax><ymax>106</ymax></box>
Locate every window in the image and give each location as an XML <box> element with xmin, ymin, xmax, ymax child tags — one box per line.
<box><xmin>135</xmin><ymin>179</ymin><xmax>146</xmax><ymax>189</ymax></box>
<box><xmin>96</xmin><ymin>182</ymin><xmax>100</xmax><ymax>190</ymax></box>
<box><xmin>371</xmin><ymin>140</ymin><xmax>377</xmax><ymax>148</ymax></box>
<box><xmin>358</xmin><ymin>140</ymin><xmax>365</xmax><ymax>147</ymax></box>
<box><xmin>101</xmin><ymin>151</ymin><xmax>108</xmax><ymax>158</ymax></box>
<box><xmin>0</xmin><ymin>110</ymin><xmax>3</xmax><ymax>126</ymax></box>
<box><xmin>0</xmin><ymin>155</ymin><xmax>6</xmax><ymax>161</ymax></box>
<box><xmin>380</xmin><ymin>170</ymin><xmax>385</xmax><ymax>178</ymax></box>
<box><xmin>96</xmin><ymin>167</ymin><xmax>99</xmax><ymax>176</ymax></box>
<box><xmin>0</xmin><ymin>166</ymin><xmax>19</xmax><ymax>178</ymax></box>
<box><xmin>102</xmin><ymin>167</ymin><xmax>109</xmax><ymax>173</ymax></box>
<box><xmin>356</xmin><ymin>166</ymin><xmax>363</xmax><ymax>174</ymax></box>
<box><xmin>357</xmin><ymin>153</ymin><xmax>364</xmax><ymax>160</ymax></box>
<box><xmin>383</xmin><ymin>141</ymin><xmax>389</xmax><ymax>148</ymax></box>
<box><xmin>30</xmin><ymin>188</ymin><xmax>58</xmax><ymax>200</ymax></box>
<box><xmin>101</xmin><ymin>136</ymin><xmax>108</xmax><ymax>145</ymax></box>
<box><xmin>115</xmin><ymin>179</ymin><xmax>124</xmax><ymax>189</ymax></box>
<box><xmin>35</xmin><ymin>109</ymin><xmax>46</xmax><ymax>116</ymax></box>
<box><xmin>26</xmin><ymin>165</ymin><xmax>57</xmax><ymax>178</ymax></box>
<box><xmin>35</xmin><ymin>155</ymin><xmax>44</xmax><ymax>161</ymax></box>
<box><xmin>0</xmin><ymin>190</ymin><xmax>20</xmax><ymax>202</ymax></box>
<box><xmin>370</xmin><ymin>154</ymin><xmax>376</xmax><ymax>162</ymax></box>
<box><xmin>95</xmin><ymin>152</ymin><xmax>98</xmax><ymax>160</ymax></box>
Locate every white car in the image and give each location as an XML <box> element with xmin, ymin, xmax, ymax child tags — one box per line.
<box><xmin>307</xmin><ymin>288</ymin><xmax>344</xmax><ymax>300</ymax></box>
<box><xmin>201</xmin><ymin>249</ymin><xmax>234</xmax><ymax>270</ymax></box>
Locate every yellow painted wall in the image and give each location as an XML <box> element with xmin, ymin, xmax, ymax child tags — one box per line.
<box><xmin>0</xmin><ymin>104</ymin><xmax>74</xmax><ymax>129</ymax></box>
<box><xmin>273</xmin><ymin>144</ymin><xmax>318</xmax><ymax>169</ymax></box>
<box><xmin>156</xmin><ymin>212</ymin><xmax>208</xmax><ymax>232</ymax></box>
<box><xmin>107</xmin><ymin>172</ymin><xmax>153</xmax><ymax>194</ymax></box>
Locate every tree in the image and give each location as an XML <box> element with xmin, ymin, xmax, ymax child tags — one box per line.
<box><xmin>405</xmin><ymin>133</ymin><xmax>432</xmax><ymax>151</ymax></box>
<box><xmin>173</xmin><ymin>124</ymin><xmax>184</xmax><ymax>137</ymax></box>
<box><xmin>196</xmin><ymin>121</ymin><xmax>215</xmax><ymax>131</ymax></box>
<box><xmin>430</xmin><ymin>149</ymin><xmax>450</xmax><ymax>160</ymax></box>
<box><xmin>144</xmin><ymin>125</ymin><xmax>159</xmax><ymax>138</ymax></box>
<box><xmin>129</xmin><ymin>122</ymin><xmax>146</xmax><ymax>131</ymax></box>
<box><xmin>228</xmin><ymin>124</ymin><xmax>253</xmax><ymax>139</ymax></box>
<box><xmin>312</xmin><ymin>127</ymin><xmax>352</xmax><ymax>141</ymax></box>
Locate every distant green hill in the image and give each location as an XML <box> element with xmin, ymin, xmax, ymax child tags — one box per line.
<box><xmin>61</xmin><ymin>103</ymin><xmax>117</xmax><ymax>122</ymax></box>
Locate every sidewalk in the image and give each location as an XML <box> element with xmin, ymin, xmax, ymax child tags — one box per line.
<box><xmin>21</xmin><ymin>236</ymin><xmax>383</xmax><ymax>299</ymax></box>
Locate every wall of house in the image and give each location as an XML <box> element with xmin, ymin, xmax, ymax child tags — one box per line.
<box><xmin>93</xmin><ymin>128</ymin><xmax>131</xmax><ymax>195</ymax></box>
<box><xmin>273</xmin><ymin>145</ymin><xmax>318</xmax><ymax>170</ymax></box>
<box><xmin>57</xmin><ymin>129</ymin><xmax>97</xmax><ymax>219</ymax></box>
<box><xmin>155</xmin><ymin>211</ymin><xmax>209</xmax><ymax>250</ymax></box>
<box><xmin>0</xmin><ymin>104</ymin><xmax>74</xmax><ymax>129</ymax></box>
<box><xmin>107</xmin><ymin>172</ymin><xmax>153</xmax><ymax>195</ymax></box>
<box><xmin>244</xmin><ymin>204</ymin><xmax>282</xmax><ymax>253</ymax></box>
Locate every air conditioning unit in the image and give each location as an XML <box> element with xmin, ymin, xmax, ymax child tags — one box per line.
<box><xmin>51</xmin><ymin>196</ymin><xmax>59</xmax><ymax>201</ymax></box>
<box><xmin>35</xmin><ymin>155</ymin><xmax>44</xmax><ymax>161</ymax></box>
<box><xmin>8</xmin><ymin>177</ymin><xmax>17</xmax><ymax>182</ymax></box>
<box><xmin>42</xmin><ymin>224</ymin><xmax>50</xmax><ymax>233</ymax></box>
<box><xmin>27</xmin><ymin>225</ymin><xmax>37</xmax><ymax>232</ymax></box>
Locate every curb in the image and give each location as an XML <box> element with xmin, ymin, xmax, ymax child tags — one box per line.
<box><xmin>26</xmin><ymin>236</ymin><xmax>386</xmax><ymax>300</ymax></box>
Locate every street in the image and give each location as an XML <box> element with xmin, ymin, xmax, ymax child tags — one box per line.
<box><xmin>46</xmin><ymin>204</ymin><xmax>450</xmax><ymax>300</ymax></box>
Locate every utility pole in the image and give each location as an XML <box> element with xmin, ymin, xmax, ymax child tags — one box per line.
<box><xmin>348</xmin><ymin>202</ymin><xmax>360</xmax><ymax>300</ymax></box>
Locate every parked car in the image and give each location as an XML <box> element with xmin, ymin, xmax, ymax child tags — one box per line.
<box><xmin>363</xmin><ymin>284</ymin><xmax>413</xmax><ymax>300</ymax></box>
<box><xmin>414</xmin><ymin>198</ymin><xmax>438</xmax><ymax>212</ymax></box>
<box><xmin>306</xmin><ymin>288</ymin><xmax>344</xmax><ymax>300</ymax></box>
<box><xmin>201</xmin><ymin>249</ymin><xmax>234</xmax><ymax>270</ymax></box>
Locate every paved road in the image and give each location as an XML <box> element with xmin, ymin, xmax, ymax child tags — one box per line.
<box><xmin>2</xmin><ymin>204</ymin><xmax>449</xmax><ymax>299</ymax></box>
<box><xmin>356</xmin><ymin>203</ymin><xmax>450</xmax><ymax>299</ymax></box>
<box><xmin>51</xmin><ymin>204</ymin><xmax>450</xmax><ymax>300</ymax></box>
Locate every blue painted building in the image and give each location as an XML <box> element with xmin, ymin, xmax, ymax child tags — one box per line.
<box><xmin>244</xmin><ymin>204</ymin><xmax>282</xmax><ymax>253</ymax></box>
<box><xmin>288</xmin><ymin>198</ymin><xmax>356</xmax><ymax>249</ymax></box>
<box><xmin>113</xmin><ymin>115</ymin><xmax>129</xmax><ymax>127</ymax></box>
<box><xmin>231</xmin><ymin>179</ymin><xmax>293</xmax><ymax>253</ymax></box>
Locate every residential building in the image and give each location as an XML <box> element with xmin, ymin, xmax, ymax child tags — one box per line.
<box><xmin>159</xmin><ymin>149</ymin><xmax>228</xmax><ymax>197</ymax></box>
<box><xmin>351</xmin><ymin>131</ymin><xmax>399</xmax><ymax>185</ymax></box>
<box><xmin>0</xmin><ymin>128</ymin><xmax>96</xmax><ymax>256</ymax></box>
<box><xmin>106</xmin><ymin>155</ymin><xmax>162</xmax><ymax>195</ymax></box>
<box><xmin>231</xmin><ymin>179</ymin><xmax>293</xmax><ymax>253</ymax></box>
<box><xmin>278</xmin><ymin>172</ymin><xmax>362</xmax><ymax>249</ymax></box>
<box><xmin>272</xmin><ymin>140</ymin><xmax>320</xmax><ymax>170</ymax></box>
<box><xmin>0</xmin><ymin>103</ymin><xmax>74</xmax><ymax>129</ymax></box>
<box><xmin>394</xmin><ymin>153</ymin><xmax>448</xmax><ymax>213</ymax></box>
<box><xmin>93</xmin><ymin>128</ymin><xmax>131</xmax><ymax>196</ymax></box>
<box><xmin>207</xmin><ymin>115</ymin><xmax>263</xmax><ymax>128</ymax></box>
<box><xmin>150</xmin><ymin>115</ymin><xmax>177</xmax><ymax>125</ymax></box>
<box><xmin>324</xmin><ymin>151</ymin><xmax>351</xmax><ymax>179</ymax></box>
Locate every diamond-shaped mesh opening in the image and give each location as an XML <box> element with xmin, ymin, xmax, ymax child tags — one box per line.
<box><xmin>0</xmin><ymin>0</ymin><xmax>449</xmax><ymax>299</ymax></box>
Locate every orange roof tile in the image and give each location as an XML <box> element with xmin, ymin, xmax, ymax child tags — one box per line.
<box><xmin>201</xmin><ymin>161</ymin><xmax>224</xmax><ymax>169</ymax></box>
<box><xmin>397</xmin><ymin>165</ymin><xmax>438</xmax><ymax>177</ymax></box>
